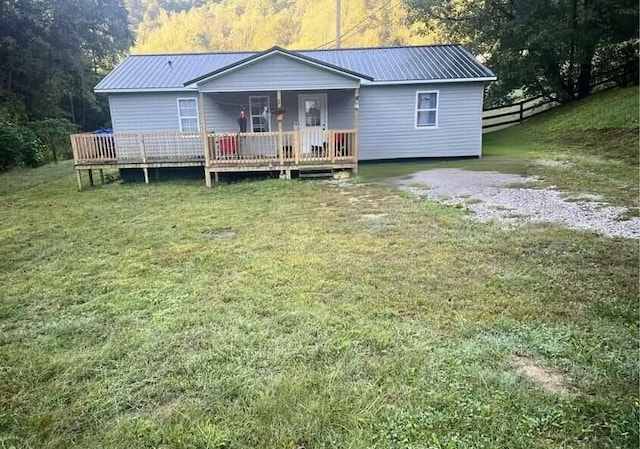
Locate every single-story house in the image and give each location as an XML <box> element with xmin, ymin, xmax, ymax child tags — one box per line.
<box><xmin>71</xmin><ymin>44</ymin><xmax>496</xmax><ymax>188</ymax></box>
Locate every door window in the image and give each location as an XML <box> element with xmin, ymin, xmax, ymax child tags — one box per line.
<box><xmin>304</xmin><ymin>100</ymin><xmax>322</xmax><ymax>127</ymax></box>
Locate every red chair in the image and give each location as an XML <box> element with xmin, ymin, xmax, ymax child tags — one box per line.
<box><xmin>218</xmin><ymin>135</ymin><xmax>238</xmax><ymax>157</ymax></box>
<box><xmin>334</xmin><ymin>133</ymin><xmax>350</xmax><ymax>156</ymax></box>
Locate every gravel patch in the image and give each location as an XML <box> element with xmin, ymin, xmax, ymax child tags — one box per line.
<box><xmin>395</xmin><ymin>169</ymin><xmax>640</xmax><ymax>239</ymax></box>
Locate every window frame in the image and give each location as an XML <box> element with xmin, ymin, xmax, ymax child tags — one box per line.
<box><xmin>176</xmin><ymin>97</ymin><xmax>200</xmax><ymax>132</ymax></box>
<box><xmin>249</xmin><ymin>95</ymin><xmax>271</xmax><ymax>133</ymax></box>
<box><xmin>415</xmin><ymin>90</ymin><xmax>439</xmax><ymax>129</ymax></box>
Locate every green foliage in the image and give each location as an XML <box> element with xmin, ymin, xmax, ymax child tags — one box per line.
<box><xmin>0</xmin><ymin>0</ymin><xmax>133</xmax><ymax>133</ymax></box>
<box><xmin>29</xmin><ymin>118</ymin><xmax>78</xmax><ymax>163</ymax></box>
<box><xmin>408</xmin><ymin>0</ymin><xmax>639</xmax><ymax>105</ymax></box>
<box><xmin>0</xmin><ymin>116</ymin><xmax>45</xmax><ymax>171</ymax></box>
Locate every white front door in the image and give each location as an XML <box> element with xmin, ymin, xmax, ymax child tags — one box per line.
<box><xmin>298</xmin><ymin>94</ymin><xmax>328</xmax><ymax>153</ymax></box>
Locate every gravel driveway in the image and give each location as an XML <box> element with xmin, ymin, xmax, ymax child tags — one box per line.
<box><xmin>394</xmin><ymin>168</ymin><xmax>640</xmax><ymax>239</ymax></box>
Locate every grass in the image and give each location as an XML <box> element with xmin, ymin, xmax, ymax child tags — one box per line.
<box><xmin>0</xmin><ymin>160</ymin><xmax>76</xmax><ymax>196</ymax></box>
<box><xmin>0</xmin><ymin>87</ymin><xmax>638</xmax><ymax>449</ymax></box>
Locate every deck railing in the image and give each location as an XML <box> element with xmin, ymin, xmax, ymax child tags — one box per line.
<box><xmin>206</xmin><ymin>129</ymin><xmax>357</xmax><ymax>166</ymax></box>
<box><xmin>71</xmin><ymin>131</ymin><xmax>205</xmax><ymax>164</ymax></box>
<box><xmin>71</xmin><ymin>129</ymin><xmax>357</xmax><ymax>167</ymax></box>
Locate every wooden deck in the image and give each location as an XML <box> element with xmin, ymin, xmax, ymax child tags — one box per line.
<box><xmin>71</xmin><ymin>130</ymin><xmax>357</xmax><ymax>188</ymax></box>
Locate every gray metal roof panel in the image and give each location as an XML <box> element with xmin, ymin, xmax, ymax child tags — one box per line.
<box><xmin>95</xmin><ymin>44</ymin><xmax>495</xmax><ymax>91</ymax></box>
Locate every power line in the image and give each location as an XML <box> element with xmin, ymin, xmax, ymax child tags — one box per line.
<box><xmin>314</xmin><ymin>0</ymin><xmax>402</xmax><ymax>50</ymax></box>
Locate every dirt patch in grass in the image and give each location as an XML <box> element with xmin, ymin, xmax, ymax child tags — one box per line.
<box><xmin>155</xmin><ymin>395</ymin><xmax>184</xmax><ymax>418</ymax></box>
<box><xmin>512</xmin><ymin>356</ymin><xmax>574</xmax><ymax>396</ymax></box>
<box><xmin>202</xmin><ymin>228</ymin><xmax>237</xmax><ymax>240</ymax></box>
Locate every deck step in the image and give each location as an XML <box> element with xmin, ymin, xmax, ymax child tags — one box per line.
<box><xmin>299</xmin><ymin>169</ymin><xmax>334</xmax><ymax>179</ymax></box>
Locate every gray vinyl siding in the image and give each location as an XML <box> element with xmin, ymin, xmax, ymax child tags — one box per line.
<box><xmin>107</xmin><ymin>83</ymin><xmax>484</xmax><ymax>161</ymax></box>
<box><xmin>109</xmin><ymin>92</ymin><xmax>199</xmax><ymax>132</ymax></box>
<box><xmin>204</xmin><ymin>90</ymin><xmax>355</xmax><ymax>133</ymax></box>
<box><xmin>327</xmin><ymin>90</ymin><xmax>354</xmax><ymax>129</ymax></box>
<box><xmin>358</xmin><ymin>83</ymin><xmax>484</xmax><ymax>159</ymax></box>
<box><xmin>198</xmin><ymin>54</ymin><xmax>359</xmax><ymax>92</ymax></box>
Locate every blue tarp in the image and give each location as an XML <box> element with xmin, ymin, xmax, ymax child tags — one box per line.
<box><xmin>92</xmin><ymin>127</ymin><xmax>113</xmax><ymax>134</ymax></box>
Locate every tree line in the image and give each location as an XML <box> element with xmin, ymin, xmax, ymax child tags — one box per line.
<box><xmin>130</xmin><ymin>0</ymin><xmax>438</xmax><ymax>53</ymax></box>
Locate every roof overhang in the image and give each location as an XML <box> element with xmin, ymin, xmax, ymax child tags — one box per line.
<box><xmin>360</xmin><ymin>76</ymin><xmax>497</xmax><ymax>86</ymax></box>
<box><xmin>95</xmin><ymin>87</ymin><xmax>198</xmax><ymax>94</ymax></box>
<box><xmin>183</xmin><ymin>46</ymin><xmax>373</xmax><ymax>87</ymax></box>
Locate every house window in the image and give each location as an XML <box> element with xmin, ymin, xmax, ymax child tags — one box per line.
<box><xmin>415</xmin><ymin>91</ymin><xmax>438</xmax><ymax>128</ymax></box>
<box><xmin>249</xmin><ymin>96</ymin><xmax>270</xmax><ymax>132</ymax></box>
<box><xmin>177</xmin><ymin>98</ymin><xmax>199</xmax><ymax>132</ymax></box>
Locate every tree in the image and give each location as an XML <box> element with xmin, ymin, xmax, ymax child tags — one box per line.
<box><xmin>0</xmin><ymin>0</ymin><xmax>132</xmax><ymax>169</ymax></box>
<box><xmin>408</xmin><ymin>0</ymin><xmax>639</xmax><ymax>104</ymax></box>
<box><xmin>0</xmin><ymin>0</ymin><xmax>132</xmax><ymax>128</ymax></box>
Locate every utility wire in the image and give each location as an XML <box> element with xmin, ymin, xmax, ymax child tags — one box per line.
<box><xmin>313</xmin><ymin>0</ymin><xmax>403</xmax><ymax>50</ymax></box>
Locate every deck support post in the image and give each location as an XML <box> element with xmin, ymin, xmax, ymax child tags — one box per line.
<box><xmin>353</xmin><ymin>87</ymin><xmax>360</xmax><ymax>174</ymax></box>
<box><xmin>213</xmin><ymin>171</ymin><xmax>219</xmax><ymax>184</ymax></box>
<box><xmin>285</xmin><ymin>169</ymin><xmax>292</xmax><ymax>180</ymax></box>
<box><xmin>76</xmin><ymin>170</ymin><xmax>83</xmax><ymax>190</ymax></box>
<box><xmin>142</xmin><ymin>167</ymin><xmax>149</xmax><ymax>184</ymax></box>
<box><xmin>205</xmin><ymin>170</ymin><xmax>212</xmax><ymax>188</ymax></box>
<box><xmin>99</xmin><ymin>169</ymin><xmax>105</xmax><ymax>184</ymax></box>
<box><xmin>88</xmin><ymin>169</ymin><xmax>94</xmax><ymax>186</ymax></box>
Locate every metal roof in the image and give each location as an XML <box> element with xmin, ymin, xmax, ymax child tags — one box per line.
<box><xmin>95</xmin><ymin>44</ymin><xmax>496</xmax><ymax>92</ymax></box>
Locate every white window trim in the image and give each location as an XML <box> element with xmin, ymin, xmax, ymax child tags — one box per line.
<box><xmin>415</xmin><ymin>90</ymin><xmax>439</xmax><ymax>129</ymax></box>
<box><xmin>177</xmin><ymin>97</ymin><xmax>200</xmax><ymax>132</ymax></box>
<box><xmin>249</xmin><ymin>95</ymin><xmax>271</xmax><ymax>133</ymax></box>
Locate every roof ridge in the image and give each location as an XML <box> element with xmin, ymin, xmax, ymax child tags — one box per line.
<box><xmin>126</xmin><ymin>43</ymin><xmax>462</xmax><ymax>57</ymax></box>
<box><xmin>128</xmin><ymin>50</ymin><xmax>258</xmax><ymax>57</ymax></box>
<box><xmin>299</xmin><ymin>43</ymin><xmax>462</xmax><ymax>52</ymax></box>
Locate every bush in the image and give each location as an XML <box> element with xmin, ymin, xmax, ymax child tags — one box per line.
<box><xmin>29</xmin><ymin>118</ymin><xmax>78</xmax><ymax>162</ymax></box>
<box><xmin>0</xmin><ymin>119</ymin><xmax>45</xmax><ymax>171</ymax></box>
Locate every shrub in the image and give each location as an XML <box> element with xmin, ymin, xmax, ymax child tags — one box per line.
<box><xmin>29</xmin><ymin>118</ymin><xmax>77</xmax><ymax>162</ymax></box>
<box><xmin>0</xmin><ymin>119</ymin><xmax>45</xmax><ymax>171</ymax></box>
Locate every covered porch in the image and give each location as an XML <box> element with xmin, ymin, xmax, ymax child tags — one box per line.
<box><xmin>199</xmin><ymin>87</ymin><xmax>359</xmax><ymax>185</ymax></box>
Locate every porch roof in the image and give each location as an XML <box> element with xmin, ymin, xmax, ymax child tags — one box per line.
<box><xmin>183</xmin><ymin>47</ymin><xmax>373</xmax><ymax>87</ymax></box>
<box><xmin>95</xmin><ymin>44</ymin><xmax>496</xmax><ymax>93</ymax></box>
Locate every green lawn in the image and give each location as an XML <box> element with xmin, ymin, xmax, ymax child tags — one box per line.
<box><xmin>0</xmin><ymin>88</ymin><xmax>638</xmax><ymax>449</ymax></box>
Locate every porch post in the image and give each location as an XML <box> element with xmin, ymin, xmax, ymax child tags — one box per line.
<box><xmin>277</xmin><ymin>90</ymin><xmax>284</xmax><ymax>167</ymax></box>
<box><xmin>198</xmin><ymin>92</ymin><xmax>211</xmax><ymax>187</ymax></box>
<box><xmin>353</xmin><ymin>87</ymin><xmax>360</xmax><ymax>174</ymax></box>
